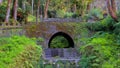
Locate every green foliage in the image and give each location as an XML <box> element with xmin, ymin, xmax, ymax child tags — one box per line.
<box><xmin>0</xmin><ymin>1</ymin><xmax>7</xmax><ymax>22</ymax></box>
<box><xmin>64</xmin><ymin>12</ymin><xmax>74</xmax><ymax>18</ymax></box>
<box><xmin>73</xmin><ymin>23</ymin><xmax>89</xmax><ymax>47</ymax></box>
<box><xmin>86</xmin><ymin>11</ymin><xmax>120</xmax><ymax>32</ymax></box>
<box><xmin>117</xmin><ymin>11</ymin><xmax>120</xmax><ymax>22</ymax></box>
<box><xmin>49</xmin><ymin>0</ymin><xmax>94</xmax><ymax>18</ymax></box>
<box><xmin>50</xmin><ymin>36</ymin><xmax>69</xmax><ymax>48</ymax></box>
<box><xmin>80</xmin><ymin>10</ymin><xmax>120</xmax><ymax>68</ymax></box>
<box><xmin>110</xmin><ymin>12</ymin><xmax>120</xmax><ymax>45</ymax></box>
<box><xmin>114</xmin><ymin>22</ymin><xmax>120</xmax><ymax>34</ymax></box>
<box><xmin>27</xmin><ymin>14</ymin><xmax>37</xmax><ymax>22</ymax></box>
<box><xmin>0</xmin><ymin>36</ymin><xmax>42</xmax><ymax>68</ymax></box>
<box><xmin>56</xmin><ymin>10</ymin><xmax>78</xmax><ymax>18</ymax></box>
<box><xmin>89</xmin><ymin>8</ymin><xmax>103</xmax><ymax>20</ymax></box>
<box><xmin>36</xmin><ymin>37</ymin><xmax>44</xmax><ymax>46</ymax></box>
<box><xmin>71</xmin><ymin>0</ymin><xmax>93</xmax><ymax>16</ymax></box>
<box><xmin>86</xmin><ymin>16</ymin><xmax>115</xmax><ymax>31</ymax></box>
<box><xmin>80</xmin><ymin>32</ymin><xmax>120</xmax><ymax>68</ymax></box>
<box><xmin>25</xmin><ymin>2</ymin><xmax>32</xmax><ymax>14</ymax></box>
<box><xmin>56</xmin><ymin>10</ymin><xmax>66</xmax><ymax>18</ymax></box>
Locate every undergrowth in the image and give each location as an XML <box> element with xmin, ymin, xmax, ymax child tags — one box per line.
<box><xmin>0</xmin><ymin>36</ymin><xmax>42</xmax><ymax>68</ymax></box>
<box><xmin>79</xmin><ymin>15</ymin><xmax>120</xmax><ymax>68</ymax></box>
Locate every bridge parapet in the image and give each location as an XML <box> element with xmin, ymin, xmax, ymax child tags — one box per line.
<box><xmin>44</xmin><ymin>48</ymin><xmax>80</xmax><ymax>59</ymax></box>
<box><xmin>42</xmin><ymin>18</ymin><xmax>82</xmax><ymax>23</ymax></box>
<box><xmin>0</xmin><ymin>26</ymin><xmax>24</xmax><ymax>37</ymax></box>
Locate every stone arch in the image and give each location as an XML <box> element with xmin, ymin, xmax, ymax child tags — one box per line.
<box><xmin>48</xmin><ymin>32</ymin><xmax>74</xmax><ymax>48</ymax></box>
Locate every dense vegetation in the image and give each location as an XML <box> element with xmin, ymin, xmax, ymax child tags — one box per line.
<box><xmin>79</xmin><ymin>15</ymin><xmax>120</xmax><ymax>68</ymax></box>
<box><xmin>0</xmin><ymin>0</ymin><xmax>95</xmax><ymax>25</ymax></box>
<box><xmin>50</xmin><ymin>36</ymin><xmax>69</xmax><ymax>48</ymax></box>
<box><xmin>0</xmin><ymin>36</ymin><xmax>42</xmax><ymax>68</ymax></box>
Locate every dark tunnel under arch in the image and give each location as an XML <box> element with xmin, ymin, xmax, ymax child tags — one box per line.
<box><xmin>48</xmin><ymin>32</ymin><xmax>74</xmax><ymax>48</ymax></box>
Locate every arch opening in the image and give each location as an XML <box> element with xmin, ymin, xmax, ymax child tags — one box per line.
<box><xmin>48</xmin><ymin>32</ymin><xmax>74</xmax><ymax>48</ymax></box>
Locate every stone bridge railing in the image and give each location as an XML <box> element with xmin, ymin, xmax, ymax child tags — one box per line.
<box><xmin>40</xmin><ymin>48</ymin><xmax>81</xmax><ymax>68</ymax></box>
<box><xmin>41</xmin><ymin>18</ymin><xmax>82</xmax><ymax>23</ymax></box>
<box><xmin>43</xmin><ymin>48</ymin><xmax>80</xmax><ymax>61</ymax></box>
<box><xmin>0</xmin><ymin>26</ymin><xmax>24</xmax><ymax>37</ymax></box>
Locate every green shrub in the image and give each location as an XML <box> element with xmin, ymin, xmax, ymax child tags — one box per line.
<box><xmin>0</xmin><ymin>36</ymin><xmax>42</xmax><ymax>68</ymax></box>
<box><xmin>86</xmin><ymin>16</ymin><xmax>115</xmax><ymax>31</ymax></box>
<box><xmin>64</xmin><ymin>12</ymin><xmax>74</xmax><ymax>18</ymax></box>
<box><xmin>0</xmin><ymin>1</ymin><xmax>7</xmax><ymax>22</ymax></box>
<box><xmin>80</xmin><ymin>10</ymin><xmax>120</xmax><ymax>68</ymax></box>
<box><xmin>79</xmin><ymin>33</ymin><xmax>120</xmax><ymax>68</ymax></box>
<box><xmin>50</xmin><ymin>36</ymin><xmax>69</xmax><ymax>48</ymax></box>
<box><xmin>84</xmin><ymin>8</ymin><xmax>103</xmax><ymax>21</ymax></box>
<box><xmin>117</xmin><ymin>11</ymin><xmax>120</xmax><ymax>22</ymax></box>
<box><xmin>56</xmin><ymin>10</ymin><xmax>66</xmax><ymax>18</ymax></box>
<box><xmin>27</xmin><ymin>14</ymin><xmax>37</xmax><ymax>22</ymax></box>
<box><xmin>114</xmin><ymin>22</ymin><xmax>120</xmax><ymax>34</ymax></box>
<box><xmin>86</xmin><ymin>11</ymin><xmax>120</xmax><ymax>32</ymax></box>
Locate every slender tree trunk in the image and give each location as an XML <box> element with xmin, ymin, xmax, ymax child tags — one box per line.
<box><xmin>106</xmin><ymin>0</ymin><xmax>118</xmax><ymax>22</ymax></box>
<box><xmin>12</xmin><ymin>0</ymin><xmax>15</xmax><ymax>17</ymax></box>
<box><xmin>32</xmin><ymin>0</ymin><xmax>34</xmax><ymax>15</ymax></box>
<box><xmin>4</xmin><ymin>0</ymin><xmax>12</xmax><ymax>25</ymax></box>
<box><xmin>36</xmin><ymin>0</ymin><xmax>40</xmax><ymax>23</ymax></box>
<box><xmin>13</xmin><ymin>0</ymin><xmax>18</xmax><ymax>21</ymax></box>
<box><xmin>44</xmin><ymin>0</ymin><xmax>50</xmax><ymax>19</ymax></box>
<box><xmin>22</xmin><ymin>0</ymin><xmax>26</xmax><ymax>11</ymax></box>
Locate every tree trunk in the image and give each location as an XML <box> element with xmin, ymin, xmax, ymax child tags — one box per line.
<box><xmin>111</xmin><ymin>0</ymin><xmax>117</xmax><ymax>12</ymax></box>
<box><xmin>36</xmin><ymin>0</ymin><xmax>40</xmax><ymax>23</ymax></box>
<box><xmin>12</xmin><ymin>0</ymin><xmax>15</xmax><ymax>17</ymax></box>
<box><xmin>22</xmin><ymin>0</ymin><xmax>26</xmax><ymax>11</ymax></box>
<box><xmin>106</xmin><ymin>0</ymin><xmax>118</xmax><ymax>22</ymax></box>
<box><xmin>4</xmin><ymin>0</ymin><xmax>12</xmax><ymax>25</ymax></box>
<box><xmin>44</xmin><ymin>0</ymin><xmax>50</xmax><ymax>19</ymax></box>
<box><xmin>13</xmin><ymin>0</ymin><xmax>18</xmax><ymax>21</ymax></box>
<box><xmin>32</xmin><ymin>0</ymin><xmax>34</xmax><ymax>15</ymax></box>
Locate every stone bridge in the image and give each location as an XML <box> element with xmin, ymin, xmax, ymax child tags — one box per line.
<box><xmin>25</xmin><ymin>22</ymin><xmax>84</xmax><ymax>48</ymax></box>
<box><xmin>25</xmin><ymin>22</ymin><xmax>85</xmax><ymax>67</ymax></box>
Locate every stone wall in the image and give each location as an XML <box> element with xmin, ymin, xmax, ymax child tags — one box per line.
<box><xmin>0</xmin><ymin>26</ymin><xmax>24</xmax><ymax>37</ymax></box>
<box><xmin>41</xmin><ymin>18</ymin><xmax>82</xmax><ymax>23</ymax></box>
